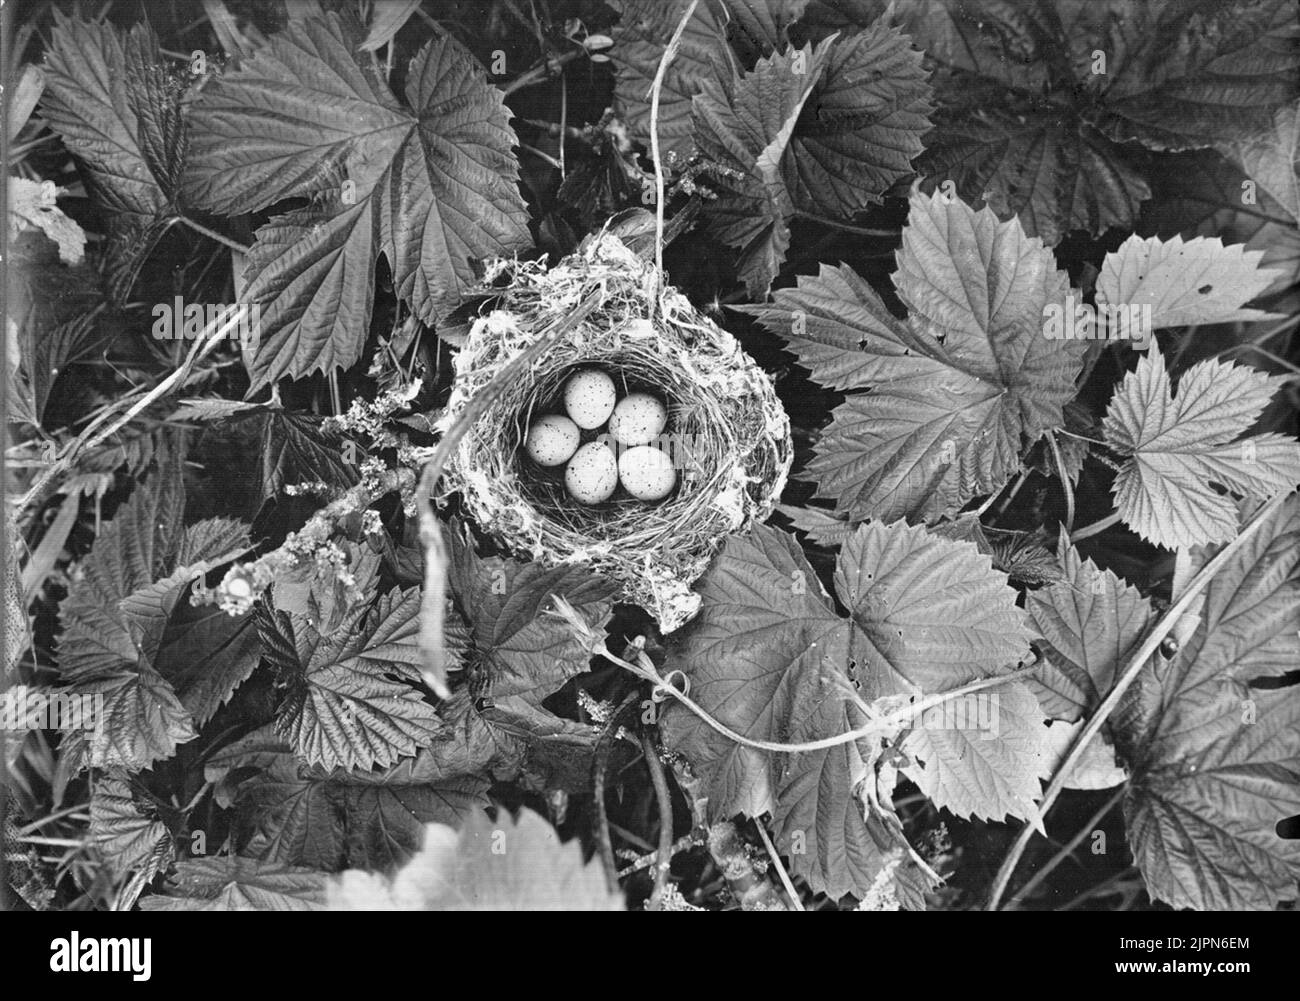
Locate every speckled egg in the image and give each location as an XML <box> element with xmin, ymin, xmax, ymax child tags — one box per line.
<box><xmin>524</xmin><ymin>414</ymin><xmax>580</xmax><ymax>467</ymax></box>
<box><xmin>618</xmin><ymin>445</ymin><xmax>677</xmax><ymax>502</ymax></box>
<box><xmin>608</xmin><ymin>392</ymin><xmax>668</xmax><ymax>447</ymax></box>
<box><xmin>563</xmin><ymin>368</ymin><xmax>618</xmax><ymax>430</ymax></box>
<box><xmin>565</xmin><ymin>441</ymin><xmax>619</xmax><ymax>504</ymax></box>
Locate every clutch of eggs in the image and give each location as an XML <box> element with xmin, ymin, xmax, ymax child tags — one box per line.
<box><xmin>521</xmin><ymin>366</ymin><xmax>676</xmax><ymax>504</ymax></box>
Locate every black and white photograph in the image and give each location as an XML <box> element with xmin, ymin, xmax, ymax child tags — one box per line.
<box><xmin>1</xmin><ymin>0</ymin><xmax>1298</xmax><ymax>951</ymax></box>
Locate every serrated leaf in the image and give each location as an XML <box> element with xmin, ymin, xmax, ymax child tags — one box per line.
<box><xmin>448</xmin><ymin>528</ymin><xmax>617</xmax><ymax>708</ymax></box>
<box><xmin>256</xmin><ymin>410</ymin><xmax>360</xmax><ymax>502</ymax></box>
<box><xmin>1042</xmin><ymin>719</ymin><xmax>1127</xmax><ymax>791</ymax></box>
<box><xmin>184</xmin><ymin>14</ymin><xmax>529</xmax><ymax>389</ymax></box>
<box><xmin>741</xmin><ymin>189</ymin><xmax>1085</xmax><ymax>522</ymax></box>
<box><xmin>1227</xmin><ymin>100</ymin><xmax>1300</xmax><ymax>221</ymax></box>
<box><xmin>921</xmin><ymin>107</ymin><xmax>1151</xmax><ymax>248</ymax></box>
<box><xmin>905</xmin><ymin>0</ymin><xmax>1299</xmax><ymax>244</ymax></box>
<box><xmin>140</xmin><ymin>857</ymin><xmax>329</xmax><ymax>911</ymax></box>
<box><xmin>1115</xmin><ymin>496</ymin><xmax>1300</xmax><ymax>910</ymax></box>
<box><xmin>779</xmin><ymin>18</ymin><xmax>932</xmax><ymax>219</ymax></box>
<box><xmin>727</xmin><ymin>0</ymin><xmax>811</xmax><ymax>64</ymax></box>
<box><xmin>212</xmin><ymin>726</ymin><xmax>488</xmax><ymax>872</ymax></box>
<box><xmin>1090</xmin><ymin>0</ymin><xmax>1300</xmax><ymax>152</ymax></box>
<box><xmin>1097</xmin><ymin>234</ymin><xmax>1285</xmax><ymax>330</ymax></box>
<box><xmin>268</xmin><ymin>587</ymin><xmax>443</xmax><ymax>772</ymax></box>
<box><xmin>661</xmin><ymin>521</ymin><xmax>1029</xmax><ymax>895</ymax></box>
<box><xmin>610</xmin><ymin>0</ymin><xmax>736</xmax><ymax>158</ymax></box>
<box><xmin>329</xmin><ymin>808</ymin><xmax>622</xmax><ymax>910</ymax></box>
<box><xmin>1026</xmin><ymin>540</ymin><xmax>1154</xmax><ymax>721</ymax></box>
<box><xmin>40</xmin><ymin>13</ymin><xmax>171</xmax><ymax>222</ymax></box>
<box><xmin>900</xmin><ymin>681</ymin><xmax>1052</xmax><ymax>823</ymax></box>
<box><xmin>90</xmin><ymin>773</ymin><xmax>173</xmax><ymax>884</ymax></box>
<box><xmin>1102</xmin><ymin>345</ymin><xmax>1300</xmax><ymax>550</ymax></box>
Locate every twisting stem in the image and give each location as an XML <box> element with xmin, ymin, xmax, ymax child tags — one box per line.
<box><xmin>640</xmin><ymin>731</ymin><xmax>675</xmax><ymax>910</ymax></box>
<box><xmin>601</xmin><ymin>643</ymin><xmax>1038</xmax><ymax>754</ymax></box>
<box><xmin>985</xmin><ymin>490</ymin><xmax>1292</xmax><ymax>910</ymax></box>
<box><xmin>647</xmin><ymin>0</ymin><xmax>699</xmax><ymax>303</ymax></box>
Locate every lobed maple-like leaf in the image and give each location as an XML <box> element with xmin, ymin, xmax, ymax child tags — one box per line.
<box><xmin>89</xmin><ymin>774</ymin><xmax>173</xmax><ymax>888</ymax></box>
<box><xmin>741</xmin><ymin>188</ymin><xmax>1085</xmax><ymax>523</ymax></box>
<box><xmin>661</xmin><ymin>521</ymin><xmax>1030</xmax><ymax>897</ymax></box>
<box><xmin>897</xmin><ymin>0</ymin><xmax>1300</xmax><ymax>245</ymax></box>
<box><xmin>1226</xmin><ymin>100</ymin><xmax>1300</xmax><ymax>222</ymax></box>
<box><xmin>609</xmin><ymin>0</ymin><xmax>737</xmax><ymax>158</ymax></box>
<box><xmin>1114</xmin><ymin>496</ymin><xmax>1300</xmax><ymax>910</ymax></box>
<box><xmin>900</xmin><ymin>681</ymin><xmax>1052</xmax><ymax>824</ymax></box>
<box><xmin>141</xmin><ymin>857</ymin><xmax>330</xmax><ymax>911</ymax></box>
<box><xmin>264</xmin><ymin>586</ymin><xmax>443</xmax><ymax>773</ymax></box>
<box><xmin>1102</xmin><ymin>345</ymin><xmax>1300</xmax><ymax>550</ymax></box>
<box><xmin>695</xmin><ymin>19</ymin><xmax>931</xmax><ymax>294</ymax></box>
<box><xmin>1096</xmin><ymin>234</ymin><xmax>1285</xmax><ymax>330</ymax></box>
<box><xmin>1027</xmin><ymin>540</ymin><xmax>1154</xmax><ymax>722</ymax></box>
<box><xmin>55</xmin><ymin>451</ymin><xmax>256</xmax><ymax>771</ymax></box>
<box><xmin>208</xmin><ymin>725</ymin><xmax>487</xmax><ymax>871</ymax></box>
<box><xmin>184</xmin><ymin>13</ymin><xmax>530</xmax><ymax>390</ymax></box>
<box><xmin>329</xmin><ymin>808</ymin><xmax>623</xmax><ymax>910</ymax></box>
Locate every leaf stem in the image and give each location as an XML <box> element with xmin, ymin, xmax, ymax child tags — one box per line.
<box><xmin>640</xmin><ymin>731</ymin><xmax>675</xmax><ymax>910</ymax></box>
<box><xmin>754</xmin><ymin>817</ymin><xmax>804</xmax><ymax>911</ymax></box>
<box><xmin>648</xmin><ymin>0</ymin><xmax>699</xmax><ymax>300</ymax></box>
<box><xmin>500</xmin><ymin>48</ymin><xmax>582</xmax><ymax>96</ymax></box>
<box><xmin>1003</xmin><ymin>783</ymin><xmax>1126</xmax><ymax>909</ymax></box>
<box><xmin>793</xmin><ymin>210</ymin><xmax>899</xmax><ymax>237</ymax></box>
<box><xmin>1069</xmin><ymin>511</ymin><xmax>1120</xmax><ymax>542</ymax></box>
<box><xmin>175</xmin><ymin>214</ymin><xmax>250</xmax><ymax>253</ymax></box>
<box><xmin>985</xmin><ymin>489</ymin><xmax>1292</xmax><ymax>910</ymax></box>
<box><xmin>602</xmin><ymin>644</ymin><xmax>1039</xmax><ymax>754</ymax></box>
<box><xmin>1046</xmin><ymin>430</ymin><xmax>1075</xmax><ymax>531</ymax></box>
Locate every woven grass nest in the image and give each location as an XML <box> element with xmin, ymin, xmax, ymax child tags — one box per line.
<box><xmin>436</xmin><ymin>232</ymin><xmax>792</xmax><ymax>632</ymax></box>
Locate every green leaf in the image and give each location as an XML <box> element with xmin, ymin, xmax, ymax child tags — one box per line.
<box><xmin>140</xmin><ymin>857</ymin><xmax>330</xmax><ymax>911</ymax></box>
<box><xmin>264</xmin><ymin>586</ymin><xmax>443</xmax><ymax>772</ymax></box>
<box><xmin>329</xmin><ymin>808</ymin><xmax>623</xmax><ymax>910</ymax></box>
<box><xmin>900</xmin><ymin>681</ymin><xmax>1052</xmax><ymax>824</ymax></box>
<box><xmin>184</xmin><ymin>13</ymin><xmax>530</xmax><ymax>389</ymax></box>
<box><xmin>1097</xmin><ymin>234</ymin><xmax>1285</xmax><ymax>330</ymax></box>
<box><xmin>661</xmin><ymin>521</ymin><xmax>1030</xmax><ymax>896</ymax></box>
<box><xmin>1102</xmin><ymin>345</ymin><xmax>1300</xmax><ymax>550</ymax></box>
<box><xmin>1115</xmin><ymin>496</ymin><xmax>1300</xmax><ymax>910</ymax></box>
<box><xmin>741</xmin><ymin>189</ymin><xmax>1085</xmax><ymax>522</ymax></box>
<box><xmin>1026</xmin><ymin>540</ymin><xmax>1155</xmax><ymax>722</ymax></box>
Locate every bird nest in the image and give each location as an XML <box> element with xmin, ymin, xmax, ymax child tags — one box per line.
<box><xmin>436</xmin><ymin>233</ymin><xmax>792</xmax><ymax>632</ymax></box>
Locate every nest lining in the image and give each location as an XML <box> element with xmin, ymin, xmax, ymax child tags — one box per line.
<box><xmin>437</xmin><ymin>233</ymin><xmax>792</xmax><ymax>632</ymax></box>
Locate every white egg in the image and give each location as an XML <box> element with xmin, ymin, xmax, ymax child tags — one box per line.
<box><xmin>565</xmin><ymin>441</ymin><xmax>619</xmax><ymax>504</ymax></box>
<box><xmin>524</xmin><ymin>414</ymin><xmax>580</xmax><ymax>467</ymax></box>
<box><xmin>618</xmin><ymin>445</ymin><xmax>677</xmax><ymax>502</ymax></box>
<box><xmin>563</xmin><ymin>368</ymin><xmax>618</xmax><ymax>430</ymax></box>
<box><xmin>608</xmin><ymin>392</ymin><xmax>668</xmax><ymax>447</ymax></box>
